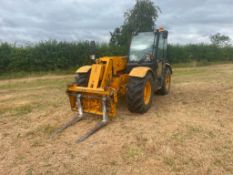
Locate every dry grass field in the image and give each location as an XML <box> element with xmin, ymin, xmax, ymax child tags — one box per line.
<box><xmin>0</xmin><ymin>64</ymin><xmax>232</xmax><ymax>175</ymax></box>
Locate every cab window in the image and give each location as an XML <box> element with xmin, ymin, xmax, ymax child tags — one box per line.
<box><xmin>157</xmin><ymin>33</ymin><xmax>165</xmax><ymax>59</ymax></box>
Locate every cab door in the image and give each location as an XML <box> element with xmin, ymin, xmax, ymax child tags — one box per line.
<box><xmin>156</xmin><ymin>32</ymin><xmax>165</xmax><ymax>78</ymax></box>
<box><xmin>156</xmin><ymin>31</ymin><xmax>167</xmax><ymax>79</ymax></box>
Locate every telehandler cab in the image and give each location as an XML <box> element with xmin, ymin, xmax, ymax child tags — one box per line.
<box><xmin>54</xmin><ymin>28</ymin><xmax>172</xmax><ymax>143</ymax></box>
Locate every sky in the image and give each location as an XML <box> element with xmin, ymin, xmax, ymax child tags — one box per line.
<box><xmin>0</xmin><ymin>0</ymin><xmax>232</xmax><ymax>44</ymax></box>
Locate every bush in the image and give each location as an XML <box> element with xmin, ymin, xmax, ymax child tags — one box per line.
<box><xmin>0</xmin><ymin>41</ymin><xmax>232</xmax><ymax>74</ymax></box>
<box><xmin>167</xmin><ymin>44</ymin><xmax>233</xmax><ymax>63</ymax></box>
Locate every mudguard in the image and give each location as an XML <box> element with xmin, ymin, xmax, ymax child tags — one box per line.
<box><xmin>75</xmin><ymin>65</ymin><xmax>92</xmax><ymax>74</ymax></box>
<box><xmin>129</xmin><ymin>67</ymin><xmax>153</xmax><ymax>78</ymax></box>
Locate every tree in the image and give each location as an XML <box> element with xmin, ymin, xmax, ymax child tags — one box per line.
<box><xmin>210</xmin><ymin>33</ymin><xmax>231</xmax><ymax>47</ymax></box>
<box><xmin>0</xmin><ymin>43</ymin><xmax>12</xmax><ymax>73</ymax></box>
<box><xmin>110</xmin><ymin>0</ymin><xmax>160</xmax><ymax>50</ymax></box>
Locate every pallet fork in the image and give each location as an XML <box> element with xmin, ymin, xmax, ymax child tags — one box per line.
<box><xmin>53</xmin><ymin>94</ymin><xmax>109</xmax><ymax>143</ymax></box>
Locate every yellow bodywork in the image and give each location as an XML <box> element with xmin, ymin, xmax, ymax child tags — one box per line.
<box><xmin>144</xmin><ymin>80</ymin><xmax>152</xmax><ymax>105</ymax></box>
<box><xmin>76</xmin><ymin>65</ymin><xmax>92</xmax><ymax>73</ymax></box>
<box><xmin>67</xmin><ymin>56</ymin><xmax>128</xmax><ymax>117</ymax></box>
<box><xmin>129</xmin><ymin>67</ymin><xmax>152</xmax><ymax>78</ymax></box>
<box><xmin>67</xmin><ymin>56</ymin><xmax>154</xmax><ymax>118</ymax></box>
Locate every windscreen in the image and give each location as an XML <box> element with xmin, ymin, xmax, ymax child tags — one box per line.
<box><xmin>129</xmin><ymin>32</ymin><xmax>155</xmax><ymax>62</ymax></box>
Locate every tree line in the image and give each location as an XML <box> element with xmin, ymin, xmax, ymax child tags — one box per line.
<box><xmin>0</xmin><ymin>41</ymin><xmax>232</xmax><ymax>74</ymax></box>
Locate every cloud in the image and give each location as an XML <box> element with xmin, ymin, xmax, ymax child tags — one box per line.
<box><xmin>157</xmin><ymin>0</ymin><xmax>233</xmax><ymax>43</ymax></box>
<box><xmin>0</xmin><ymin>0</ymin><xmax>233</xmax><ymax>44</ymax></box>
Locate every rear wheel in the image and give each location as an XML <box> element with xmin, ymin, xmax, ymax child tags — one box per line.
<box><xmin>126</xmin><ymin>73</ymin><xmax>154</xmax><ymax>113</ymax></box>
<box><xmin>75</xmin><ymin>72</ymin><xmax>90</xmax><ymax>87</ymax></box>
<box><xmin>158</xmin><ymin>68</ymin><xmax>171</xmax><ymax>95</ymax></box>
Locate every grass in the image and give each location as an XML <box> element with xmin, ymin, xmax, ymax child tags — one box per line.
<box><xmin>0</xmin><ymin>104</ymin><xmax>33</xmax><ymax>118</ymax></box>
<box><xmin>0</xmin><ymin>63</ymin><xmax>232</xmax><ymax>175</ymax></box>
<box><xmin>0</xmin><ymin>77</ymin><xmax>67</xmax><ymax>90</ymax></box>
<box><xmin>36</xmin><ymin>124</ymin><xmax>57</xmax><ymax>135</ymax></box>
<box><xmin>172</xmin><ymin>60</ymin><xmax>233</xmax><ymax>68</ymax></box>
<box><xmin>123</xmin><ymin>144</ymin><xmax>144</xmax><ymax>163</ymax></box>
<box><xmin>0</xmin><ymin>61</ymin><xmax>232</xmax><ymax>81</ymax></box>
<box><xmin>26</xmin><ymin>168</ymin><xmax>33</xmax><ymax>175</ymax></box>
<box><xmin>163</xmin><ymin>156</ymin><xmax>176</xmax><ymax>167</ymax></box>
<box><xmin>13</xmin><ymin>104</ymin><xmax>34</xmax><ymax>116</ymax></box>
<box><xmin>0</xmin><ymin>69</ymin><xmax>75</xmax><ymax>80</ymax></box>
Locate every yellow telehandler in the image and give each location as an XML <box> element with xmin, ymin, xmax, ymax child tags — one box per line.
<box><xmin>54</xmin><ymin>28</ymin><xmax>172</xmax><ymax>143</ymax></box>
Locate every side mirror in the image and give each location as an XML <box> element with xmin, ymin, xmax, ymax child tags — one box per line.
<box><xmin>90</xmin><ymin>41</ymin><xmax>96</xmax><ymax>60</ymax></box>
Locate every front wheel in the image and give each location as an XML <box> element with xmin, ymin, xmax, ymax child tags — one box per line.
<box><xmin>126</xmin><ymin>73</ymin><xmax>154</xmax><ymax>113</ymax></box>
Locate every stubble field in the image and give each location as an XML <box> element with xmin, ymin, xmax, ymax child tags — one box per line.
<box><xmin>0</xmin><ymin>64</ymin><xmax>233</xmax><ymax>175</ymax></box>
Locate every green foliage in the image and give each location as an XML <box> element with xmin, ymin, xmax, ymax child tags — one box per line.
<box><xmin>0</xmin><ymin>41</ymin><xmax>125</xmax><ymax>74</ymax></box>
<box><xmin>210</xmin><ymin>33</ymin><xmax>232</xmax><ymax>47</ymax></box>
<box><xmin>167</xmin><ymin>44</ymin><xmax>233</xmax><ymax>63</ymax></box>
<box><xmin>110</xmin><ymin>0</ymin><xmax>160</xmax><ymax>49</ymax></box>
<box><xmin>0</xmin><ymin>43</ymin><xmax>12</xmax><ymax>72</ymax></box>
<box><xmin>0</xmin><ymin>41</ymin><xmax>233</xmax><ymax>75</ymax></box>
<box><xmin>0</xmin><ymin>41</ymin><xmax>90</xmax><ymax>73</ymax></box>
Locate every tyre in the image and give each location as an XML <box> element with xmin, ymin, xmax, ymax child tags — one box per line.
<box><xmin>75</xmin><ymin>72</ymin><xmax>90</xmax><ymax>87</ymax></box>
<box><xmin>126</xmin><ymin>73</ymin><xmax>154</xmax><ymax>113</ymax></box>
<box><xmin>158</xmin><ymin>67</ymin><xmax>171</xmax><ymax>95</ymax></box>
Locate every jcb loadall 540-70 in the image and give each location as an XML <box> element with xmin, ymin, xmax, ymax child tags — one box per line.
<box><xmin>54</xmin><ymin>28</ymin><xmax>172</xmax><ymax>143</ymax></box>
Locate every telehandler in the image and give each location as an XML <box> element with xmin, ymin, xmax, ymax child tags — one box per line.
<box><xmin>54</xmin><ymin>28</ymin><xmax>172</xmax><ymax>143</ymax></box>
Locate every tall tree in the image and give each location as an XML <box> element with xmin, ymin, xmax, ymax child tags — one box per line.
<box><xmin>210</xmin><ymin>33</ymin><xmax>231</xmax><ymax>47</ymax></box>
<box><xmin>110</xmin><ymin>0</ymin><xmax>160</xmax><ymax>50</ymax></box>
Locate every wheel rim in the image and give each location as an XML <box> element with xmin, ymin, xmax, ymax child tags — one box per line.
<box><xmin>144</xmin><ymin>80</ymin><xmax>151</xmax><ymax>105</ymax></box>
<box><xmin>165</xmin><ymin>73</ymin><xmax>171</xmax><ymax>91</ymax></box>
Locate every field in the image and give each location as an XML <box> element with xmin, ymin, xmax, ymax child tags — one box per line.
<box><xmin>0</xmin><ymin>64</ymin><xmax>233</xmax><ymax>175</ymax></box>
